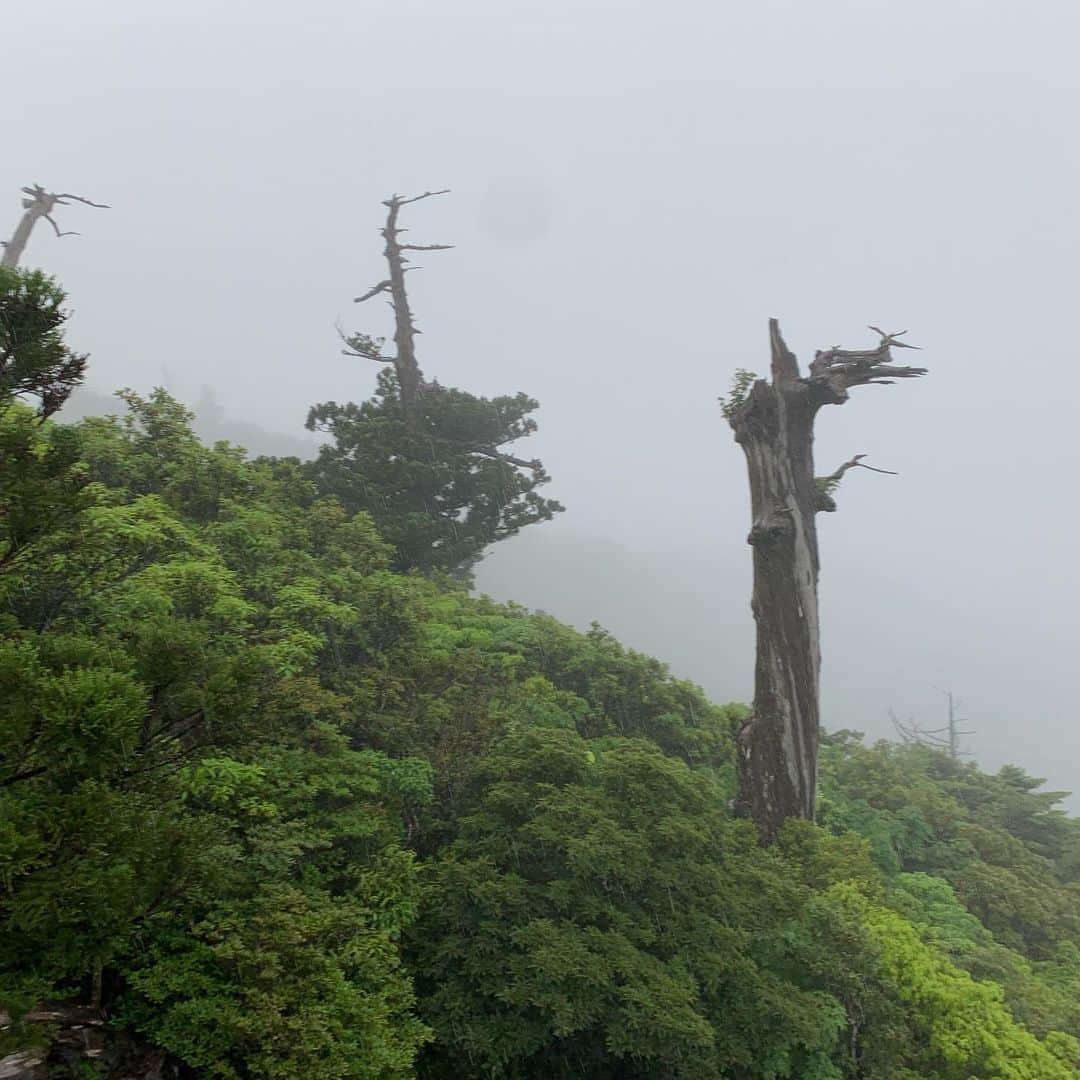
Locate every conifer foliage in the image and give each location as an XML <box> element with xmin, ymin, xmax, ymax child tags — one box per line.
<box><xmin>0</xmin><ymin>266</ymin><xmax>87</xmax><ymax>417</ymax></box>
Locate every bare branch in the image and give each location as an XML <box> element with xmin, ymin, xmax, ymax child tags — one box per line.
<box><xmin>336</xmin><ymin>324</ymin><xmax>394</xmax><ymax>363</ymax></box>
<box><xmin>821</xmin><ymin>454</ymin><xmax>898</xmax><ymax>482</ymax></box>
<box><xmin>808</xmin><ymin>328</ymin><xmax>928</xmax><ymax>392</ymax></box>
<box><xmin>814</xmin><ymin>454</ymin><xmax>897</xmax><ymax>512</ymax></box>
<box><xmin>386</xmin><ymin>189</ymin><xmax>451</xmax><ymax>208</ymax></box>
<box><xmin>890</xmin><ymin>709</ymin><xmax>951</xmax><ymax>749</ymax></box>
<box><xmin>868</xmin><ymin>326</ymin><xmax>921</xmax><ymax>350</ymax></box>
<box><xmin>43</xmin><ymin>213</ymin><xmax>77</xmax><ymax>239</ymax></box>
<box><xmin>1</xmin><ymin>764</ymin><xmax>49</xmax><ymax>788</ymax></box>
<box><xmin>399</xmin><ymin>243</ymin><xmax>454</xmax><ymax>251</ymax></box>
<box><xmin>471</xmin><ymin>446</ymin><xmax>542</xmax><ymax>471</ymax></box>
<box><xmin>53</xmin><ymin>193</ymin><xmax>110</xmax><ymax>209</ymax></box>
<box><xmin>354</xmin><ymin>280</ymin><xmax>392</xmax><ymax>303</ymax></box>
<box><xmin>429</xmin><ymin>431</ymin><xmax>543</xmax><ymax>471</ymax></box>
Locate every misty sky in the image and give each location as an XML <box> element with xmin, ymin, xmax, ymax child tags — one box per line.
<box><xmin>4</xmin><ymin>1</ymin><xmax>1079</xmax><ymax>805</ymax></box>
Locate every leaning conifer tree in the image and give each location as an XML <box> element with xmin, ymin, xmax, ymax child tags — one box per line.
<box><xmin>723</xmin><ymin>320</ymin><xmax>926</xmax><ymax>842</ymax></box>
<box><xmin>306</xmin><ymin>191</ymin><xmax>562</xmax><ymax>579</ymax></box>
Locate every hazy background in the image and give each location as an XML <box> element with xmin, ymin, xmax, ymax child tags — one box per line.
<box><xmin>3</xmin><ymin>0</ymin><xmax>1078</xmax><ymax>805</ymax></box>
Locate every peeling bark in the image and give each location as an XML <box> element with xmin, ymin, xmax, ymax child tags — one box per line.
<box><xmin>728</xmin><ymin>320</ymin><xmax>926</xmax><ymax>843</ymax></box>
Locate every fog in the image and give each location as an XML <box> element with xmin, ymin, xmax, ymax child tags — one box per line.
<box><xmin>4</xmin><ymin>0</ymin><xmax>1078</xmax><ymax>806</ymax></box>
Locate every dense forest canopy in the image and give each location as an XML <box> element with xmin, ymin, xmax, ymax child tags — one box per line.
<box><xmin>1</xmin><ymin>264</ymin><xmax>1078</xmax><ymax>1077</ymax></box>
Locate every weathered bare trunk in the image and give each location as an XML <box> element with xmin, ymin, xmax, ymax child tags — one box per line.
<box><xmin>731</xmin><ymin>323</ymin><xmax>822</xmax><ymax>838</ymax></box>
<box><xmin>381</xmin><ymin>198</ymin><xmax>425</xmax><ymax>417</ymax></box>
<box><xmin>728</xmin><ymin>320</ymin><xmax>926</xmax><ymax>843</ymax></box>
<box><xmin>1</xmin><ymin>202</ymin><xmax>45</xmax><ymax>268</ymax></box>
<box><xmin>1</xmin><ymin>185</ymin><xmax>107</xmax><ymax>269</ymax></box>
<box><xmin>352</xmin><ymin>191</ymin><xmax>452</xmax><ymax>428</ymax></box>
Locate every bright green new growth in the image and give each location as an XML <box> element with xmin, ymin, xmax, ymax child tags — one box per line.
<box><xmin>717</xmin><ymin>368</ymin><xmax>759</xmax><ymax>421</ymax></box>
<box><xmin>816</xmin><ymin>473</ymin><xmax>844</xmax><ymax>498</ymax></box>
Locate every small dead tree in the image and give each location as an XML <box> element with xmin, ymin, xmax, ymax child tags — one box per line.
<box><xmin>890</xmin><ymin>691</ymin><xmax>973</xmax><ymax>760</ymax></box>
<box><xmin>346</xmin><ymin>190</ymin><xmax>452</xmax><ymax>426</ymax></box>
<box><xmin>1</xmin><ymin>184</ymin><xmax>109</xmax><ymax>269</ymax></box>
<box><xmin>725</xmin><ymin>320</ymin><xmax>927</xmax><ymax>843</ymax></box>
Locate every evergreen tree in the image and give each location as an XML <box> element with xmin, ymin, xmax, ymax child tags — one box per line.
<box><xmin>305</xmin><ymin>193</ymin><xmax>562</xmax><ymax>579</ymax></box>
<box><xmin>0</xmin><ymin>268</ymin><xmax>92</xmax><ymax>574</ymax></box>
<box><xmin>307</xmin><ymin>369</ymin><xmax>561</xmax><ymax>577</ymax></box>
<box><xmin>0</xmin><ymin>266</ymin><xmax>87</xmax><ymax>417</ymax></box>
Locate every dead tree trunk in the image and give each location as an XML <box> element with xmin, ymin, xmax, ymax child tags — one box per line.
<box><xmin>350</xmin><ymin>190</ymin><xmax>452</xmax><ymax>427</ymax></box>
<box><xmin>727</xmin><ymin>320</ymin><xmax>926</xmax><ymax>843</ymax></box>
<box><xmin>1</xmin><ymin>185</ymin><xmax>108</xmax><ymax>269</ymax></box>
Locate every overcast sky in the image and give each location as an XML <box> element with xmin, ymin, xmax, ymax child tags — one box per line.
<box><xmin>4</xmin><ymin>0</ymin><xmax>1079</xmax><ymax>805</ymax></box>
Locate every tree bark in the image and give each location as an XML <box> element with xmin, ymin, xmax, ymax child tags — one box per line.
<box><xmin>728</xmin><ymin>320</ymin><xmax>926</xmax><ymax>843</ymax></box>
